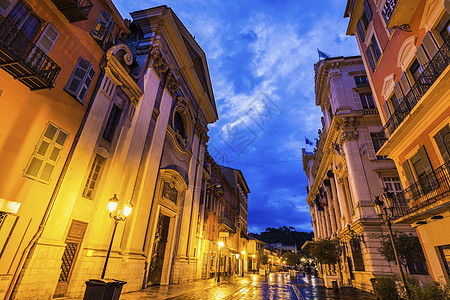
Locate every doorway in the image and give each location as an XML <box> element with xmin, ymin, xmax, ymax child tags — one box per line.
<box><xmin>148</xmin><ymin>214</ymin><xmax>171</xmax><ymax>285</ymax></box>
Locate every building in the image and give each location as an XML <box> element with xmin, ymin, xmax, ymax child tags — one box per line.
<box><xmin>0</xmin><ymin>0</ymin><xmax>126</xmax><ymax>298</ymax></box>
<box><xmin>344</xmin><ymin>0</ymin><xmax>450</xmax><ymax>283</ymax></box>
<box><xmin>269</xmin><ymin>243</ymin><xmax>298</xmax><ymax>254</ymax></box>
<box><xmin>1</xmin><ymin>3</ymin><xmax>220</xmax><ymax>299</ymax></box>
<box><xmin>302</xmin><ymin>56</ymin><xmax>429</xmax><ymax>292</ymax></box>
<box><xmin>247</xmin><ymin>237</ymin><xmax>265</xmax><ymax>272</ymax></box>
<box><xmin>199</xmin><ymin>159</ymin><xmax>250</xmax><ymax>279</ymax></box>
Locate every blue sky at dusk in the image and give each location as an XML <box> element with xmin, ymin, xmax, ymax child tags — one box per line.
<box><xmin>114</xmin><ymin>0</ymin><xmax>359</xmax><ymax>233</ymax></box>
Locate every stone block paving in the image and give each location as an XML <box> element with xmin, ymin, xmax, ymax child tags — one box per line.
<box><xmin>121</xmin><ymin>272</ymin><xmax>378</xmax><ymax>300</ymax></box>
<box><xmin>294</xmin><ymin>275</ymin><xmax>377</xmax><ymax>300</ymax></box>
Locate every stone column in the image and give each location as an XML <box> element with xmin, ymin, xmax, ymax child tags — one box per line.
<box><xmin>334</xmin><ymin>176</ymin><xmax>352</xmax><ymax>227</ymax></box>
<box><xmin>329</xmin><ymin>175</ymin><xmax>342</xmax><ymax>231</ymax></box>
<box><xmin>323</xmin><ymin>206</ymin><xmax>332</xmax><ymax>238</ymax></box>
<box><xmin>314</xmin><ymin>205</ymin><xmax>322</xmax><ymax>238</ymax></box>
<box><xmin>325</xmin><ymin>186</ymin><xmax>337</xmax><ymax>235</ymax></box>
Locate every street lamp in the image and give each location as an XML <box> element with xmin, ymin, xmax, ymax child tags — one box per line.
<box><xmin>372</xmin><ymin>192</ymin><xmax>412</xmax><ymax>300</ymax></box>
<box><xmin>218</xmin><ymin>241</ymin><xmax>224</xmax><ymax>283</ymax></box>
<box><xmin>241</xmin><ymin>251</ymin><xmax>245</xmax><ymax>277</ymax></box>
<box><xmin>101</xmin><ymin>194</ymin><xmax>133</xmax><ymax>279</ymax></box>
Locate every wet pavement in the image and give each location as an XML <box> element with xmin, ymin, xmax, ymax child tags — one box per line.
<box><xmin>121</xmin><ymin>272</ymin><xmax>377</xmax><ymax>300</ymax></box>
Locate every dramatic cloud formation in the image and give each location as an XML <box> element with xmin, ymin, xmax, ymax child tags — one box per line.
<box><xmin>115</xmin><ymin>0</ymin><xmax>359</xmax><ymax>233</ymax></box>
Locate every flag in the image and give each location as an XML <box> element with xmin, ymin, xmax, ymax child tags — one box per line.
<box><xmin>305</xmin><ymin>137</ymin><xmax>313</xmax><ymax>146</ymax></box>
<box><xmin>317</xmin><ymin>49</ymin><xmax>329</xmax><ymax>60</ymax></box>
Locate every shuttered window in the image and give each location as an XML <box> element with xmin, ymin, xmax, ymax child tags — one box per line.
<box><xmin>23</xmin><ymin>122</ymin><xmax>69</xmax><ymax>183</ymax></box>
<box><xmin>422</xmin><ymin>31</ymin><xmax>440</xmax><ymax>59</ymax></box>
<box><xmin>366</xmin><ymin>47</ymin><xmax>375</xmax><ymax>72</ymax></box>
<box><xmin>36</xmin><ymin>23</ymin><xmax>59</xmax><ymax>54</ymax></box>
<box><xmin>91</xmin><ymin>10</ymin><xmax>114</xmax><ymax>49</ymax></box>
<box><xmin>399</xmin><ymin>74</ymin><xmax>410</xmax><ymax>96</ymax></box>
<box><xmin>382</xmin><ymin>101</ymin><xmax>391</xmax><ymax>121</ymax></box>
<box><xmin>0</xmin><ymin>0</ymin><xmax>14</xmax><ymax>15</ymax></box>
<box><xmin>352</xmin><ymin>93</ymin><xmax>362</xmax><ymax>110</ymax></box>
<box><xmin>65</xmin><ymin>57</ymin><xmax>95</xmax><ymax>103</ymax></box>
<box><xmin>433</xmin><ymin>124</ymin><xmax>450</xmax><ymax>163</ymax></box>
<box><xmin>371</xmin><ymin>35</ymin><xmax>381</xmax><ymax>61</ymax></box>
<box><xmin>361</xmin><ymin>131</ymin><xmax>376</xmax><ymax>160</ymax></box>
<box><xmin>359</xmin><ymin>93</ymin><xmax>375</xmax><ymax>109</ymax></box>
<box><xmin>357</xmin><ymin>20</ymin><xmax>365</xmax><ymax>42</ymax></box>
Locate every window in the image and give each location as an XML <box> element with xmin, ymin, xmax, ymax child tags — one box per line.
<box><xmin>24</xmin><ymin>122</ymin><xmax>69</xmax><ymax>183</ymax></box>
<box><xmin>65</xmin><ymin>57</ymin><xmax>95</xmax><ymax>103</ymax></box>
<box><xmin>359</xmin><ymin>93</ymin><xmax>375</xmax><ymax>109</ymax></box>
<box><xmin>433</xmin><ymin>124</ymin><xmax>450</xmax><ymax>163</ymax></box>
<box><xmin>174</xmin><ymin>112</ymin><xmax>186</xmax><ymax>139</ymax></box>
<box><xmin>356</xmin><ymin>0</ymin><xmax>372</xmax><ymax>42</ymax></box>
<box><xmin>371</xmin><ymin>133</ymin><xmax>387</xmax><ymax>160</ymax></box>
<box><xmin>382</xmin><ymin>177</ymin><xmax>402</xmax><ymax>193</ymax></box>
<box><xmin>438</xmin><ymin>245</ymin><xmax>450</xmax><ymax>278</ymax></box>
<box><xmin>366</xmin><ymin>35</ymin><xmax>382</xmax><ymax>72</ymax></box>
<box><xmin>82</xmin><ymin>154</ymin><xmax>106</xmax><ymax>198</ymax></box>
<box><xmin>91</xmin><ymin>10</ymin><xmax>114</xmax><ymax>49</ymax></box>
<box><xmin>409</xmin><ymin>59</ymin><xmax>422</xmax><ymax>83</ymax></box>
<box><xmin>361</xmin><ymin>131</ymin><xmax>376</xmax><ymax>160</ymax></box>
<box><xmin>102</xmin><ymin>104</ymin><xmax>122</xmax><ymax>143</ymax></box>
<box><xmin>354</xmin><ymin>76</ymin><xmax>369</xmax><ymax>88</ymax></box>
<box><xmin>403</xmin><ymin>146</ymin><xmax>437</xmax><ymax>195</ymax></box>
<box><xmin>6</xmin><ymin>1</ymin><xmax>41</xmax><ymax>38</ymax></box>
<box><xmin>0</xmin><ymin>0</ymin><xmax>14</xmax><ymax>15</ymax></box>
<box><xmin>437</xmin><ymin>12</ymin><xmax>450</xmax><ymax>41</ymax></box>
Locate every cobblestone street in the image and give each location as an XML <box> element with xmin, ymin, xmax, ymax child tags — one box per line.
<box><xmin>121</xmin><ymin>272</ymin><xmax>378</xmax><ymax>300</ymax></box>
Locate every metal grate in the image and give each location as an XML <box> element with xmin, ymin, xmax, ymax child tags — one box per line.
<box><xmin>58</xmin><ymin>242</ymin><xmax>79</xmax><ymax>282</ymax></box>
<box><xmin>0</xmin><ymin>212</ymin><xmax>6</xmax><ymax>228</ymax></box>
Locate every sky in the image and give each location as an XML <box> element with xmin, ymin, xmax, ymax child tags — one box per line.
<box><xmin>114</xmin><ymin>0</ymin><xmax>359</xmax><ymax>234</ymax></box>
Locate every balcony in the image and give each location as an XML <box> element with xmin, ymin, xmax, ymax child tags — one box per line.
<box><xmin>219</xmin><ymin>216</ymin><xmax>236</xmax><ymax>233</ymax></box>
<box><xmin>373</xmin><ymin>36</ymin><xmax>450</xmax><ymax>149</ymax></box>
<box><xmin>0</xmin><ymin>17</ymin><xmax>61</xmax><ymax>90</ymax></box>
<box><xmin>240</xmin><ymin>230</ymin><xmax>249</xmax><ymax>240</ymax></box>
<box><xmin>382</xmin><ymin>0</ymin><xmax>420</xmax><ymax>29</ymax></box>
<box><xmin>51</xmin><ymin>0</ymin><xmax>93</xmax><ymax>22</ymax></box>
<box><xmin>389</xmin><ymin>161</ymin><xmax>450</xmax><ymax>223</ymax></box>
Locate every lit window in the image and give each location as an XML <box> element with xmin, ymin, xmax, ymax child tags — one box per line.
<box><xmin>24</xmin><ymin>122</ymin><xmax>69</xmax><ymax>183</ymax></box>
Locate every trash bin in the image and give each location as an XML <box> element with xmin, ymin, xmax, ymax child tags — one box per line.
<box><xmin>83</xmin><ymin>279</ymin><xmax>127</xmax><ymax>300</ymax></box>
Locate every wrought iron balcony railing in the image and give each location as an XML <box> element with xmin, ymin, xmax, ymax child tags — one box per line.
<box><xmin>382</xmin><ymin>0</ymin><xmax>397</xmax><ymax>24</ymax></box>
<box><xmin>219</xmin><ymin>216</ymin><xmax>236</xmax><ymax>233</ymax></box>
<box><xmin>0</xmin><ymin>16</ymin><xmax>61</xmax><ymax>90</ymax></box>
<box><xmin>51</xmin><ymin>0</ymin><xmax>93</xmax><ymax>22</ymax></box>
<box><xmin>389</xmin><ymin>161</ymin><xmax>450</xmax><ymax>220</ymax></box>
<box><xmin>355</xmin><ymin>81</ymin><xmax>370</xmax><ymax>88</ymax></box>
<box><xmin>373</xmin><ymin>36</ymin><xmax>450</xmax><ymax>150</ymax></box>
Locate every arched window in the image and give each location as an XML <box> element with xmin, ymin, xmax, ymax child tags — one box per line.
<box><xmin>174</xmin><ymin>112</ymin><xmax>186</xmax><ymax>139</ymax></box>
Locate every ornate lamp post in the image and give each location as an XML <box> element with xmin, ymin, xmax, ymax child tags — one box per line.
<box><xmin>217</xmin><ymin>241</ymin><xmax>224</xmax><ymax>283</ymax></box>
<box><xmin>372</xmin><ymin>191</ymin><xmax>412</xmax><ymax>300</ymax></box>
<box><xmin>241</xmin><ymin>251</ymin><xmax>245</xmax><ymax>277</ymax></box>
<box><xmin>101</xmin><ymin>194</ymin><xmax>133</xmax><ymax>279</ymax></box>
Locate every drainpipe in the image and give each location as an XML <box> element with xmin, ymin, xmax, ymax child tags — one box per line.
<box><xmin>7</xmin><ymin>54</ymin><xmax>107</xmax><ymax>300</ymax></box>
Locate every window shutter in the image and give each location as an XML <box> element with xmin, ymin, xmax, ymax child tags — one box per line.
<box><xmin>366</xmin><ymin>47</ymin><xmax>375</xmax><ymax>72</ymax></box>
<box><xmin>399</xmin><ymin>73</ymin><xmax>410</xmax><ymax>96</ymax></box>
<box><xmin>371</xmin><ymin>35</ymin><xmax>381</xmax><ymax>61</ymax></box>
<box><xmin>65</xmin><ymin>57</ymin><xmax>93</xmax><ymax>102</ymax></box>
<box><xmin>415</xmin><ymin>44</ymin><xmax>430</xmax><ymax>68</ymax></box>
<box><xmin>402</xmin><ymin>161</ymin><xmax>414</xmax><ymax>186</ymax></box>
<box><xmin>383</xmin><ymin>101</ymin><xmax>391</xmax><ymax>120</ymax></box>
<box><xmin>361</xmin><ymin>132</ymin><xmax>376</xmax><ymax>160</ymax></box>
<box><xmin>0</xmin><ymin>0</ymin><xmax>13</xmax><ymax>15</ymax></box>
<box><xmin>433</xmin><ymin>125</ymin><xmax>450</xmax><ymax>163</ymax></box>
<box><xmin>418</xmin><ymin>145</ymin><xmax>434</xmax><ymax>175</ymax></box>
<box><xmin>422</xmin><ymin>31</ymin><xmax>439</xmax><ymax>59</ymax></box>
<box><xmin>430</xmin><ymin>28</ymin><xmax>444</xmax><ymax>47</ymax></box>
<box><xmin>92</xmin><ymin>11</ymin><xmax>112</xmax><ymax>41</ymax></box>
<box><xmin>357</xmin><ymin>20</ymin><xmax>365</xmax><ymax>41</ymax></box>
<box><xmin>364</xmin><ymin>0</ymin><xmax>372</xmax><ymax>22</ymax></box>
<box><xmin>353</xmin><ymin>93</ymin><xmax>363</xmax><ymax>110</ymax></box>
<box><xmin>36</xmin><ymin>24</ymin><xmax>59</xmax><ymax>54</ymax></box>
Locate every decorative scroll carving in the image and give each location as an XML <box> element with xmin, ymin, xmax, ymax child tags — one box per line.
<box><xmin>166</xmin><ymin>71</ymin><xmax>179</xmax><ymax>95</ymax></box>
<box><xmin>328</xmin><ymin>70</ymin><xmax>342</xmax><ymax>79</ymax></box>
<box><xmin>341</xmin><ymin>130</ymin><xmax>359</xmax><ymax>142</ymax></box>
<box><xmin>151</xmin><ymin>48</ymin><xmax>169</xmax><ymax>75</ymax></box>
<box><xmin>162</xmin><ymin>178</ymin><xmax>179</xmax><ymax>204</ymax></box>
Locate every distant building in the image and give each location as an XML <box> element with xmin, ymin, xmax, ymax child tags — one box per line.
<box><xmin>248</xmin><ymin>237</ymin><xmax>265</xmax><ymax>271</ymax></box>
<box><xmin>344</xmin><ymin>0</ymin><xmax>450</xmax><ymax>284</ymax></box>
<box><xmin>302</xmin><ymin>56</ymin><xmax>429</xmax><ymax>292</ymax></box>
<box><xmin>269</xmin><ymin>243</ymin><xmax>298</xmax><ymax>254</ymax></box>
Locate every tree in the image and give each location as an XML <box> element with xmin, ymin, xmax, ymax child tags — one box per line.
<box><xmin>377</xmin><ymin>233</ymin><xmax>426</xmax><ymax>268</ymax></box>
<box><xmin>259</xmin><ymin>250</ymin><xmax>268</xmax><ymax>266</ymax></box>
<box><xmin>306</xmin><ymin>239</ymin><xmax>340</xmax><ymax>265</ymax></box>
<box><xmin>284</xmin><ymin>251</ymin><xmax>299</xmax><ymax>266</ymax></box>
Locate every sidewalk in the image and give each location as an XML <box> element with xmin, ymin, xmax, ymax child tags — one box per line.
<box><xmin>120</xmin><ymin>275</ymin><xmax>242</xmax><ymax>300</ymax></box>
<box><xmin>292</xmin><ymin>275</ymin><xmax>377</xmax><ymax>300</ymax></box>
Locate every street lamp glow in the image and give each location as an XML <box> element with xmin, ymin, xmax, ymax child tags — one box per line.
<box><xmin>108</xmin><ymin>194</ymin><xmax>119</xmax><ymax>212</ymax></box>
<box><xmin>123</xmin><ymin>201</ymin><xmax>133</xmax><ymax>217</ymax></box>
<box><xmin>218</xmin><ymin>241</ymin><xmax>224</xmax><ymax>248</ymax></box>
<box><xmin>241</xmin><ymin>251</ymin><xmax>245</xmax><ymax>255</ymax></box>
<box><xmin>235</xmin><ymin>254</ymin><xmax>240</xmax><ymax>259</ymax></box>
<box><xmin>252</xmin><ymin>255</ymin><xmax>255</xmax><ymax>258</ymax></box>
